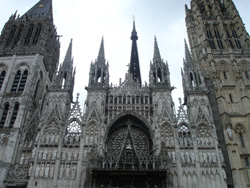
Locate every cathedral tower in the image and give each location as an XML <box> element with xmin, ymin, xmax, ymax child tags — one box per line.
<box><xmin>186</xmin><ymin>0</ymin><xmax>250</xmax><ymax>187</ymax></box>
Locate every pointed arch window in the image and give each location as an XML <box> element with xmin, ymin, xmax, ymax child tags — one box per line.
<box><xmin>0</xmin><ymin>103</ymin><xmax>9</xmax><ymax>128</ymax></box>
<box><xmin>226</xmin><ymin>30</ymin><xmax>234</xmax><ymax>49</ymax></box>
<box><xmin>32</xmin><ymin>23</ymin><xmax>42</xmax><ymax>46</ymax></box>
<box><xmin>9</xmin><ymin>103</ymin><xmax>19</xmax><ymax>128</ymax></box>
<box><xmin>6</xmin><ymin>25</ymin><xmax>17</xmax><ymax>48</ymax></box>
<box><xmin>11</xmin><ymin>70</ymin><xmax>28</xmax><ymax>93</ymax></box>
<box><xmin>207</xmin><ymin>29</ymin><xmax>216</xmax><ymax>49</ymax></box>
<box><xmin>235</xmin><ymin>124</ymin><xmax>246</xmax><ymax>148</ymax></box>
<box><xmin>24</xmin><ymin>24</ymin><xmax>34</xmax><ymax>46</ymax></box>
<box><xmin>232</xmin><ymin>30</ymin><xmax>242</xmax><ymax>49</ymax></box>
<box><xmin>214</xmin><ymin>30</ymin><xmax>224</xmax><ymax>49</ymax></box>
<box><xmin>0</xmin><ymin>71</ymin><xmax>6</xmax><ymax>91</ymax></box>
<box><xmin>13</xmin><ymin>25</ymin><xmax>24</xmax><ymax>47</ymax></box>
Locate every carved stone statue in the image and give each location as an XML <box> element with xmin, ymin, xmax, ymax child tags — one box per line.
<box><xmin>59</xmin><ymin>164</ymin><xmax>64</xmax><ymax>178</ymax></box>
<box><xmin>50</xmin><ymin>134</ymin><xmax>55</xmax><ymax>143</ymax></box>
<box><xmin>28</xmin><ymin>163</ymin><xmax>33</xmax><ymax>177</ymax></box>
<box><xmin>55</xmin><ymin>134</ymin><xmax>60</xmax><ymax>143</ymax></box>
<box><xmin>219</xmin><ymin>148</ymin><xmax>224</xmax><ymax>163</ymax></box>
<box><xmin>181</xmin><ymin>151</ymin><xmax>185</xmax><ymax>163</ymax></box>
<box><xmin>52</xmin><ymin>149</ymin><xmax>57</xmax><ymax>160</ymax></box>
<box><xmin>66</xmin><ymin>164</ymin><xmax>70</xmax><ymax>179</ymax></box>
<box><xmin>32</xmin><ymin>148</ymin><xmax>36</xmax><ymax>158</ymax></box>
<box><xmin>49</xmin><ymin>165</ymin><xmax>54</xmax><ymax>178</ymax></box>
<box><xmin>39</xmin><ymin>164</ymin><xmax>45</xmax><ymax>177</ymax></box>
<box><xmin>71</xmin><ymin>166</ymin><xmax>77</xmax><ymax>179</ymax></box>
<box><xmin>190</xmin><ymin>152</ymin><xmax>196</xmax><ymax>163</ymax></box>
<box><xmin>20</xmin><ymin>154</ymin><xmax>25</xmax><ymax>164</ymax></box>
<box><xmin>227</xmin><ymin>126</ymin><xmax>233</xmax><ymax>140</ymax></box>
<box><xmin>42</xmin><ymin>149</ymin><xmax>48</xmax><ymax>160</ymax></box>
<box><xmin>222</xmin><ymin>169</ymin><xmax>227</xmax><ymax>180</ymax></box>
<box><xmin>171</xmin><ymin>151</ymin><xmax>176</xmax><ymax>163</ymax></box>
<box><xmin>45</xmin><ymin>164</ymin><xmax>50</xmax><ymax>178</ymax></box>
<box><xmin>35</xmin><ymin>165</ymin><xmax>40</xmax><ymax>177</ymax></box>
<box><xmin>212</xmin><ymin>153</ymin><xmax>217</xmax><ymax>163</ymax></box>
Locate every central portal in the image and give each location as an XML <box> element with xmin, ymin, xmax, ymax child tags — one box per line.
<box><xmin>88</xmin><ymin>115</ymin><xmax>167</xmax><ymax>188</ymax></box>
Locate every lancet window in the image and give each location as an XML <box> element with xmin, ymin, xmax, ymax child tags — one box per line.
<box><xmin>0</xmin><ymin>103</ymin><xmax>9</xmax><ymax>128</ymax></box>
<box><xmin>9</xmin><ymin>103</ymin><xmax>19</xmax><ymax>128</ymax></box>
<box><xmin>11</xmin><ymin>69</ymin><xmax>28</xmax><ymax>93</ymax></box>
<box><xmin>0</xmin><ymin>70</ymin><xmax>6</xmax><ymax>91</ymax></box>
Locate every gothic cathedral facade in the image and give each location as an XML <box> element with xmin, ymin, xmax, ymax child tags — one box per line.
<box><xmin>0</xmin><ymin>0</ymin><xmax>248</xmax><ymax>188</ymax></box>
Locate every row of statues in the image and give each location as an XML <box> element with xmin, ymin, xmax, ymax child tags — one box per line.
<box><xmin>30</xmin><ymin>163</ymin><xmax>77</xmax><ymax>179</ymax></box>
<box><xmin>162</xmin><ymin>136</ymin><xmax>214</xmax><ymax>148</ymax></box>
<box><xmin>33</xmin><ymin>148</ymin><xmax>58</xmax><ymax>160</ymax></box>
<box><xmin>64</xmin><ymin>134</ymin><xmax>81</xmax><ymax>143</ymax></box>
<box><xmin>197</xmin><ymin>137</ymin><xmax>214</xmax><ymax>147</ymax></box>
<box><xmin>167</xmin><ymin>150</ymin><xmax>218</xmax><ymax>164</ymax></box>
<box><xmin>178</xmin><ymin>136</ymin><xmax>193</xmax><ymax>147</ymax></box>
<box><xmin>37</xmin><ymin>134</ymin><xmax>60</xmax><ymax>145</ymax></box>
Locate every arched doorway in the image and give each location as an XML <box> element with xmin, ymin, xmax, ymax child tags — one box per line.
<box><xmin>91</xmin><ymin>115</ymin><xmax>167</xmax><ymax>188</ymax></box>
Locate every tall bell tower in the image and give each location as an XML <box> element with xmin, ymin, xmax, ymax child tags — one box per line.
<box><xmin>0</xmin><ymin>0</ymin><xmax>61</xmax><ymax>187</ymax></box>
<box><xmin>185</xmin><ymin>0</ymin><xmax>250</xmax><ymax>187</ymax></box>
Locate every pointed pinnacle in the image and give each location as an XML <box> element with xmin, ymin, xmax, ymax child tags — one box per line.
<box><xmin>131</xmin><ymin>19</ymin><xmax>138</xmax><ymax>40</ymax></box>
<box><xmin>64</xmin><ymin>39</ymin><xmax>73</xmax><ymax>64</ymax></box>
<box><xmin>97</xmin><ymin>37</ymin><xmax>105</xmax><ymax>62</ymax></box>
<box><xmin>153</xmin><ymin>36</ymin><xmax>161</xmax><ymax>61</ymax></box>
<box><xmin>184</xmin><ymin>39</ymin><xmax>193</xmax><ymax>66</ymax></box>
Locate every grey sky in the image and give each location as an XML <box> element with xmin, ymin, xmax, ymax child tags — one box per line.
<box><xmin>1</xmin><ymin>0</ymin><xmax>249</xmax><ymax>109</ymax></box>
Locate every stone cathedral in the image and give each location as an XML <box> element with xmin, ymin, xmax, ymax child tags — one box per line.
<box><xmin>0</xmin><ymin>0</ymin><xmax>249</xmax><ymax>188</ymax></box>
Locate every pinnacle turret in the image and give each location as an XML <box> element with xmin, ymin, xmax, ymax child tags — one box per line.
<box><xmin>153</xmin><ymin>36</ymin><xmax>161</xmax><ymax>62</ymax></box>
<box><xmin>97</xmin><ymin>37</ymin><xmax>105</xmax><ymax>64</ymax></box>
<box><xmin>129</xmin><ymin>20</ymin><xmax>141</xmax><ymax>86</ymax></box>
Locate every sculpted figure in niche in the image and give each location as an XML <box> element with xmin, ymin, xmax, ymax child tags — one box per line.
<box><xmin>46</xmin><ymin>134</ymin><xmax>50</xmax><ymax>144</ymax></box>
<box><xmin>61</xmin><ymin>151</ymin><xmax>66</xmax><ymax>160</ymax></box>
<box><xmin>20</xmin><ymin>154</ymin><xmax>25</xmax><ymax>164</ymax></box>
<box><xmin>186</xmin><ymin>151</ymin><xmax>191</xmax><ymax>163</ymax></box>
<box><xmin>59</xmin><ymin>164</ymin><xmax>64</xmax><ymax>178</ymax></box>
<box><xmin>171</xmin><ymin>151</ymin><xmax>176</xmax><ymax>163</ymax></box>
<box><xmin>45</xmin><ymin>164</ymin><xmax>50</xmax><ymax>178</ymax></box>
<box><xmin>35</xmin><ymin>165</ymin><xmax>40</xmax><ymax>177</ymax></box>
<box><xmin>190</xmin><ymin>152</ymin><xmax>196</xmax><ymax>163</ymax></box>
<box><xmin>48</xmin><ymin>150</ymin><xmax>52</xmax><ymax>160</ymax></box>
<box><xmin>219</xmin><ymin>148</ymin><xmax>224</xmax><ymax>163</ymax></box>
<box><xmin>32</xmin><ymin>148</ymin><xmax>36</xmax><ymax>158</ymax></box>
<box><xmin>226</xmin><ymin>126</ymin><xmax>233</xmax><ymax>140</ymax></box>
<box><xmin>71</xmin><ymin>166</ymin><xmax>77</xmax><ymax>179</ymax></box>
<box><xmin>50</xmin><ymin>134</ymin><xmax>55</xmax><ymax>143</ymax></box>
<box><xmin>52</xmin><ymin>149</ymin><xmax>57</xmax><ymax>160</ymax></box>
<box><xmin>55</xmin><ymin>134</ymin><xmax>60</xmax><ymax>143</ymax></box>
<box><xmin>222</xmin><ymin>169</ymin><xmax>227</xmax><ymax>180</ymax></box>
<box><xmin>42</xmin><ymin>149</ymin><xmax>48</xmax><ymax>160</ymax></box>
<box><xmin>212</xmin><ymin>153</ymin><xmax>217</xmax><ymax>163</ymax></box>
<box><xmin>28</xmin><ymin>163</ymin><xmax>33</xmax><ymax>177</ymax></box>
<box><xmin>49</xmin><ymin>165</ymin><xmax>54</xmax><ymax>178</ymax></box>
<box><xmin>75</xmin><ymin>135</ymin><xmax>80</xmax><ymax>143</ymax></box>
<box><xmin>39</xmin><ymin>164</ymin><xmax>45</xmax><ymax>177</ymax></box>
<box><xmin>67</xmin><ymin>152</ymin><xmax>72</xmax><ymax>160</ymax></box>
<box><xmin>181</xmin><ymin>151</ymin><xmax>185</xmax><ymax>162</ymax></box>
<box><xmin>199</xmin><ymin>153</ymin><xmax>204</xmax><ymax>163</ymax></box>
<box><xmin>203</xmin><ymin>153</ymin><xmax>207</xmax><ymax>163</ymax></box>
<box><xmin>170</xmin><ymin>138</ymin><xmax>175</xmax><ymax>146</ymax></box>
<box><xmin>66</xmin><ymin>164</ymin><xmax>70</xmax><ymax>178</ymax></box>
<box><xmin>35</xmin><ymin>134</ymin><xmax>40</xmax><ymax>142</ymax></box>
<box><xmin>73</xmin><ymin>151</ymin><xmax>78</xmax><ymax>160</ymax></box>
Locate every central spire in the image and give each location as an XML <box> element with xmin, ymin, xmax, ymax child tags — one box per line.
<box><xmin>129</xmin><ymin>20</ymin><xmax>142</xmax><ymax>86</ymax></box>
<box><xmin>24</xmin><ymin>0</ymin><xmax>53</xmax><ymax>18</ymax></box>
